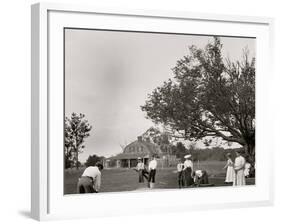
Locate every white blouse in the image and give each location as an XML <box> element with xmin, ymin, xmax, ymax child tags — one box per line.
<box><xmin>136</xmin><ymin>162</ymin><xmax>144</xmax><ymax>170</ymax></box>
<box><xmin>148</xmin><ymin>159</ymin><xmax>157</xmax><ymax>170</ymax></box>
<box><xmin>177</xmin><ymin>163</ymin><xmax>184</xmax><ymax>172</ymax></box>
<box><xmin>183</xmin><ymin>159</ymin><xmax>193</xmax><ymax>171</ymax></box>
<box><xmin>82</xmin><ymin>166</ymin><xmax>101</xmax><ymax>191</ymax></box>
<box><xmin>234</xmin><ymin>156</ymin><xmax>246</xmax><ymax>171</ymax></box>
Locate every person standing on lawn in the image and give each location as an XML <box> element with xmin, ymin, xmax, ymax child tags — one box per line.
<box><xmin>177</xmin><ymin>158</ymin><xmax>185</xmax><ymax>188</ymax></box>
<box><xmin>223</xmin><ymin>152</ymin><xmax>235</xmax><ymax>184</ymax></box>
<box><xmin>148</xmin><ymin>155</ymin><xmax>157</xmax><ymax>188</ymax></box>
<box><xmin>135</xmin><ymin>157</ymin><xmax>148</xmax><ymax>183</ymax></box>
<box><xmin>77</xmin><ymin>162</ymin><xmax>103</xmax><ymax>193</ymax></box>
<box><xmin>244</xmin><ymin>156</ymin><xmax>252</xmax><ymax>178</ymax></box>
<box><xmin>233</xmin><ymin>149</ymin><xmax>246</xmax><ymax>186</ymax></box>
<box><xmin>183</xmin><ymin>154</ymin><xmax>194</xmax><ymax>187</ymax></box>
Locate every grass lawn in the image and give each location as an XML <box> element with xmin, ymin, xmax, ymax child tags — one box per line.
<box><xmin>64</xmin><ymin>160</ymin><xmax>255</xmax><ymax>194</ymax></box>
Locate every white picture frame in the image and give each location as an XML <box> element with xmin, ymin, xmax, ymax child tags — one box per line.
<box><xmin>31</xmin><ymin>2</ymin><xmax>274</xmax><ymax>221</ymax></box>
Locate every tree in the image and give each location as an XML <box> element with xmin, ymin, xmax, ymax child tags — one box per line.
<box><xmin>142</xmin><ymin>127</ymin><xmax>173</xmax><ymax>154</ymax></box>
<box><xmin>85</xmin><ymin>154</ymin><xmax>104</xmax><ymax>167</ymax></box>
<box><xmin>141</xmin><ymin>37</ymin><xmax>255</xmax><ymax>161</ymax></box>
<box><xmin>142</xmin><ymin>127</ymin><xmax>170</xmax><ymax>145</ymax></box>
<box><xmin>171</xmin><ymin>142</ymin><xmax>188</xmax><ymax>159</ymax></box>
<box><xmin>64</xmin><ymin>113</ymin><xmax>92</xmax><ymax>169</ymax></box>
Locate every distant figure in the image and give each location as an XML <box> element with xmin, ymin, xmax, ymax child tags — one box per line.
<box><xmin>135</xmin><ymin>157</ymin><xmax>147</xmax><ymax>183</ymax></box>
<box><xmin>233</xmin><ymin>149</ymin><xmax>246</xmax><ymax>186</ymax></box>
<box><xmin>244</xmin><ymin>157</ymin><xmax>252</xmax><ymax>178</ymax></box>
<box><xmin>177</xmin><ymin>159</ymin><xmax>185</xmax><ymax>188</ymax></box>
<box><xmin>183</xmin><ymin>154</ymin><xmax>194</xmax><ymax>187</ymax></box>
<box><xmin>77</xmin><ymin>162</ymin><xmax>103</xmax><ymax>193</ymax></box>
<box><xmin>223</xmin><ymin>153</ymin><xmax>235</xmax><ymax>184</ymax></box>
<box><xmin>148</xmin><ymin>155</ymin><xmax>157</xmax><ymax>188</ymax></box>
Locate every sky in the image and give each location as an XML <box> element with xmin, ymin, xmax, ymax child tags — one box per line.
<box><xmin>64</xmin><ymin>29</ymin><xmax>255</xmax><ymax>162</ymax></box>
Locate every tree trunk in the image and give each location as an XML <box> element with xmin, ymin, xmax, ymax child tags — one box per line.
<box><xmin>244</xmin><ymin>143</ymin><xmax>255</xmax><ymax>162</ymax></box>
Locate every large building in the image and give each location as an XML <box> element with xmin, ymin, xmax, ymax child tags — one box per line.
<box><xmin>107</xmin><ymin>136</ymin><xmax>178</xmax><ymax>168</ymax></box>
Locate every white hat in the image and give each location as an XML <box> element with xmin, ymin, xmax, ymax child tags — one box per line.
<box><xmin>184</xmin><ymin>154</ymin><xmax>191</xmax><ymax>159</ymax></box>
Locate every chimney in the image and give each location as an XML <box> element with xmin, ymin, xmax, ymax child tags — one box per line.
<box><xmin>137</xmin><ymin>136</ymin><xmax>143</xmax><ymax>142</ymax></box>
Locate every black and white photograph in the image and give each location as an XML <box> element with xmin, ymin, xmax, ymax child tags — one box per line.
<box><xmin>63</xmin><ymin>28</ymin><xmax>256</xmax><ymax>194</ymax></box>
<box><xmin>1</xmin><ymin>0</ymin><xmax>280</xmax><ymax>222</ymax></box>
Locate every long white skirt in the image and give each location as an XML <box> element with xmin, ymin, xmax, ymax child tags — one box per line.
<box><xmin>225</xmin><ymin>166</ymin><xmax>235</xmax><ymax>183</ymax></box>
<box><xmin>233</xmin><ymin>169</ymin><xmax>246</xmax><ymax>186</ymax></box>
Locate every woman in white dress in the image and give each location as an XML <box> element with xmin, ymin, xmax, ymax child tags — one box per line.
<box><xmin>223</xmin><ymin>153</ymin><xmax>235</xmax><ymax>184</ymax></box>
<box><xmin>233</xmin><ymin>149</ymin><xmax>246</xmax><ymax>186</ymax></box>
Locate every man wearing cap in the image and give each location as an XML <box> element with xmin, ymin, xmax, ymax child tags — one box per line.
<box><xmin>77</xmin><ymin>162</ymin><xmax>103</xmax><ymax>193</ymax></box>
<box><xmin>177</xmin><ymin>158</ymin><xmax>185</xmax><ymax>188</ymax></box>
<box><xmin>135</xmin><ymin>157</ymin><xmax>147</xmax><ymax>183</ymax></box>
<box><xmin>233</xmin><ymin>149</ymin><xmax>246</xmax><ymax>186</ymax></box>
<box><xmin>183</xmin><ymin>154</ymin><xmax>194</xmax><ymax>187</ymax></box>
<box><xmin>148</xmin><ymin>155</ymin><xmax>157</xmax><ymax>188</ymax></box>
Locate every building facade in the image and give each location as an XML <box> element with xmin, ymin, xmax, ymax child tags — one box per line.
<box><xmin>107</xmin><ymin>136</ymin><xmax>178</xmax><ymax>168</ymax></box>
